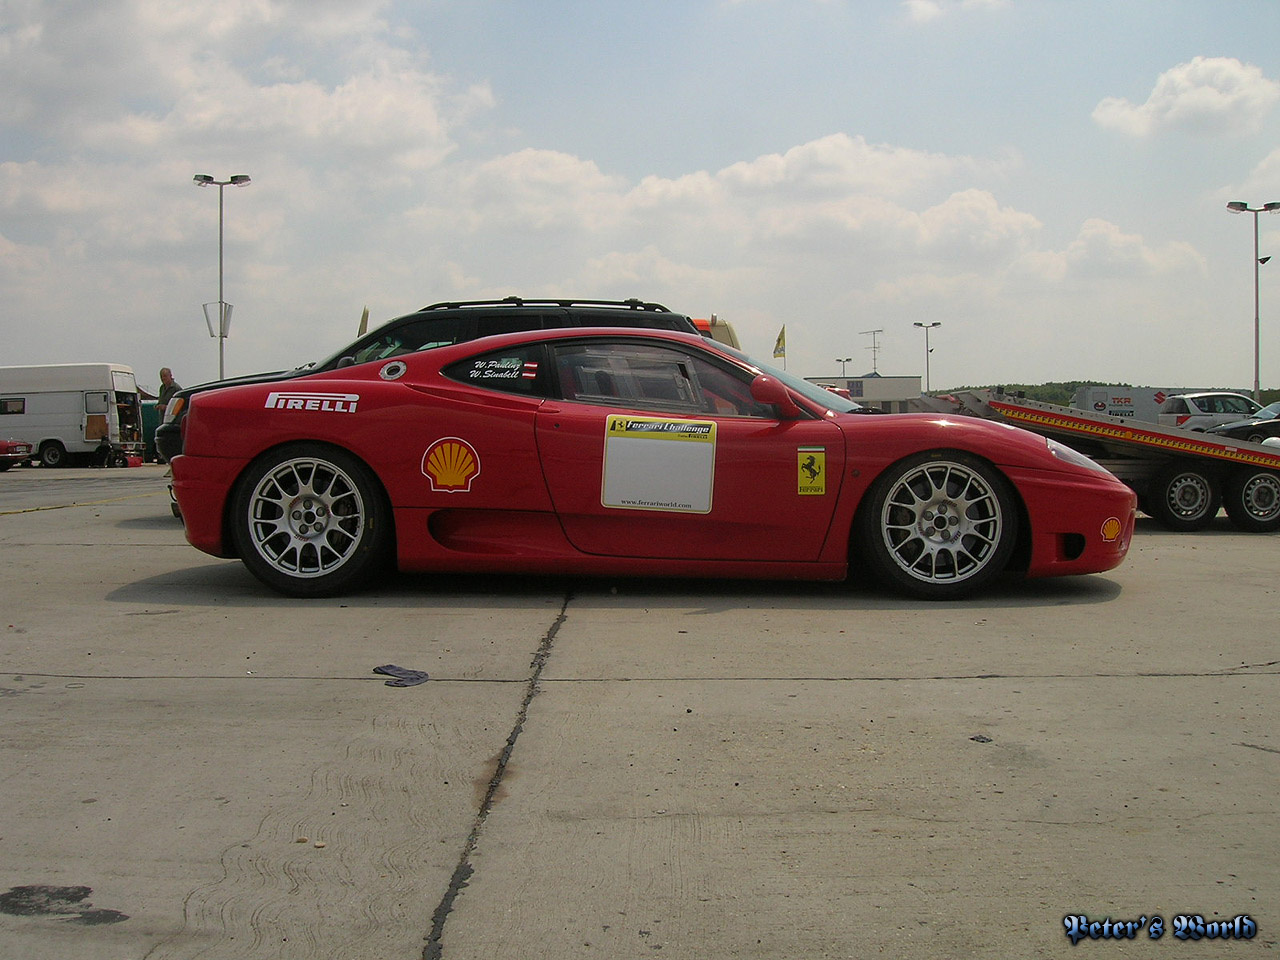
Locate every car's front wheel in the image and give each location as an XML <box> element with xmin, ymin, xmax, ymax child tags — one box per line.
<box><xmin>857</xmin><ymin>452</ymin><xmax>1018</xmax><ymax>600</ymax></box>
<box><xmin>231</xmin><ymin>443</ymin><xmax>393</xmax><ymax>597</ymax></box>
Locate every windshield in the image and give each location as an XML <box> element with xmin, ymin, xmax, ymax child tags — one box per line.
<box><xmin>720</xmin><ymin>345</ymin><xmax>865</xmax><ymax>413</ymax></box>
<box><xmin>1257</xmin><ymin>401</ymin><xmax>1280</xmax><ymax>420</ymax></box>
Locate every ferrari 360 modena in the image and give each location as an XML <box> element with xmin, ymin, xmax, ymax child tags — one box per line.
<box><xmin>172</xmin><ymin>327</ymin><xmax>1136</xmax><ymax>600</ymax></box>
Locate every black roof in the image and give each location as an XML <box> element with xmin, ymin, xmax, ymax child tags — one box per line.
<box><xmin>418</xmin><ymin>297</ymin><xmax>674</xmax><ymax>313</ymax></box>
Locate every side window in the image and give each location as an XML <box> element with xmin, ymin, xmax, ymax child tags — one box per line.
<box><xmin>474</xmin><ymin>312</ymin><xmax>559</xmax><ymax>337</ymax></box>
<box><xmin>552</xmin><ymin>342</ymin><xmax>773</xmax><ymax>418</ymax></box>
<box><xmin>85</xmin><ymin>391</ymin><xmax>109</xmax><ymax>414</ymax></box>
<box><xmin>1223</xmin><ymin>396</ymin><xmax>1250</xmax><ymax>414</ymax></box>
<box><xmin>443</xmin><ymin>344</ymin><xmax>547</xmax><ymax>396</ymax></box>
<box><xmin>0</xmin><ymin>397</ymin><xmax>24</xmax><ymax>415</ymax></box>
<box><xmin>343</xmin><ymin>317</ymin><xmax>473</xmax><ymax>366</ymax></box>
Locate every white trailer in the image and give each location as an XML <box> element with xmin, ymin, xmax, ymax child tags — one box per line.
<box><xmin>931</xmin><ymin>389</ymin><xmax>1280</xmax><ymax>533</ymax></box>
<box><xmin>0</xmin><ymin>363</ymin><xmax>145</xmax><ymax>467</ymax></box>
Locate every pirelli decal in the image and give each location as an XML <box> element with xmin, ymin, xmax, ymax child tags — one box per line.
<box><xmin>264</xmin><ymin>392</ymin><xmax>360</xmax><ymax>413</ymax></box>
<box><xmin>988</xmin><ymin>401</ymin><xmax>1280</xmax><ymax>469</ymax></box>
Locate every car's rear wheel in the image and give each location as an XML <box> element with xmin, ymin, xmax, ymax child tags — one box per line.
<box><xmin>1223</xmin><ymin>468</ymin><xmax>1280</xmax><ymax>532</ymax></box>
<box><xmin>1147</xmin><ymin>461</ymin><xmax>1220</xmax><ymax>531</ymax></box>
<box><xmin>39</xmin><ymin>442</ymin><xmax>66</xmax><ymax>468</ymax></box>
<box><xmin>857</xmin><ymin>452</ymin><xmax>1018</xmax><ymax>600</ymax></box>
<box><xmin>231</xmin><ymin>443</ymin><xmax>392</xmax><ymax>597</ymax></box>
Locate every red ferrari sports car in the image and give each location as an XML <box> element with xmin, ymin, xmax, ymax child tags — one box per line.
<box><xmin>172</xmin><ymin>327</ymin><xmax>1135</xmax><ymax>600</ymax></box>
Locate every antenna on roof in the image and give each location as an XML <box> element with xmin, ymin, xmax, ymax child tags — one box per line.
<box><xmin>860</xmin><ymin>328</ymin><xmax>884</xmax><ymax>374</ymax></box>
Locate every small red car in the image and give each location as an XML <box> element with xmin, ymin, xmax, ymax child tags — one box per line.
<box><xmin>173</xmin><ymin>328</ymin><xmax>1135</xmax><ymax>600</ymax></box>
<box><xmin>0</xmin><ymin>439</ymin><xmax>33</xmax><ymax>471</ymax></box>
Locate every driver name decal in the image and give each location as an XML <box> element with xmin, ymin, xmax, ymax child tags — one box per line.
<box><xmin>264</xmin><ymin>391</ymin><xmax>359</xmax><ymax>413</ymax></box>
<box><xmin>602</xmin><ymin>415</ymin><xmax>716</xmax><ymax>514</ymax></box>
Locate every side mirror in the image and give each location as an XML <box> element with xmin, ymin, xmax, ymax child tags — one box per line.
<box><xmin>750</xmin><ymin>375</ymin><xmax>802</xmax><ymax>419</ymax></box>
<box><xmin>335</xmin><ymin>356</ymin><xmax>355</xmax><ymax>368</ymax></box>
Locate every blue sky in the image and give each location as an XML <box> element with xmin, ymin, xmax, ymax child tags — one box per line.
<box><xmin>2</xmin><ymin>0</ymin><xmax>1279</xmax><ymax>395</ymax></box>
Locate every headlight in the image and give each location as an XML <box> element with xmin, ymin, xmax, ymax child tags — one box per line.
<box><xmin>1046</xmin><ymin>438</ymin><xmax>1112</xmax><ymax>474</ymax></box>
<box><xmin>162</xmin><ymin>397</ymin><xmax>186</xmax><ymax>423</ymax></box>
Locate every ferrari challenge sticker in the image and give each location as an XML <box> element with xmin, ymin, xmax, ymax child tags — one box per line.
<box><xmin>422</xmin><ymin>437</ymin><xmax>481</xmax><ymax>493</ymax></box>
<box><xmin>797</xmin><ymin>447</ymin><xmax>826</xmax><ymax>495</ymax></box>
<box><xmin>602</xmin><ymin>415</ymin><xmax>716</xmax><ymax>514</ymax></box>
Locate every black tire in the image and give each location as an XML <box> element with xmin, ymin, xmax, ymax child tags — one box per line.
<box><xmin>39</xmin><ymin>442</ymin><xmax>67</xmax><ymax>468</ymax></box>
<box><xmin>1246</xmin><ymin>432</ymin><xmax>1267</xmax><ymax>445</ymax></box>
<box><xmin>857</xmin><ymin>451</ymin><xmax>1018</xmax><ymax>600</ymax></box>
<box><xmin>1223</xmin><ymin>468</ymin><xmax>1280</xmax><ymax>532</ymax></box>
<box><xmin>230</xmin><ymin>443</ymin><xmax>393</xmax><ymax>597</ymax></box>
<box><xmin>0</xmin><ymin>462</ymin><xmax>10</xmax><ymax>472</ymax></box>
<box><xmin>1147</xmin><ymin>461</ymin><xmax>1220</xmax><ymax>531</ymax></box>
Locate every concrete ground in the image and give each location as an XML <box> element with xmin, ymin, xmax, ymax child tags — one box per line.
<box><xmin>0</xmin><ymin>464</ymin><xmax>1275</xmax><ymax>959</ymax></box>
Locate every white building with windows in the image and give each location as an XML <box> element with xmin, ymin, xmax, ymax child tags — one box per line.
<box><xmin>805</xmin><ymin>372</ymin><xmax>922</xmax><ymax>413</ymax></box>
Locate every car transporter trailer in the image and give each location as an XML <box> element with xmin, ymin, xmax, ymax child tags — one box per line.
<box><xmin>920</xmin><ymin>389</ymin><xmax>1280</xmax><ymax>533</ymax></box>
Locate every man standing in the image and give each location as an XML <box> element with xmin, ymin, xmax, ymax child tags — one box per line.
<box><xmin>158</xmin><ymin>367</ymin><xmax>180</xmax><ymax>413</ymax></box>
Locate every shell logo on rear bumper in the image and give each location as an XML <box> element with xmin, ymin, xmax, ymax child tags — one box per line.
<box><xmin>1101</xmin><ymin>517</ymin><xmax>1122</xmax><ymax>542</ymax></box>
<box><xmin>423</xmin><ymin>438</ymin><xmax>480</xmax><ymax>492</ymax></box>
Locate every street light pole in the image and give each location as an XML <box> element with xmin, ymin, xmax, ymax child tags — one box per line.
<box><xmin>836</xmin><ymin>356</ymin><xmax>852</xmax><ymax>377</ymax></box>
<box><xmin>194</xmin><ymin>174</ymin><xmax>251</xmax><ymax>379</ymax></box>
<box><xmin>913</xmin><ymin>321</ymin><xmax>942</xmax><ymax>393</ymax></box>
<box><xmin>1226</xmin><ymin>200</ymin><xmax>1280</xmax><ymax>401</ymax></box>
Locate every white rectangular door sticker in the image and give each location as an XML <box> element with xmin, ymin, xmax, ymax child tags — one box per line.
<box><xmin>602</xmin><ymin>415</ymin><xmax>716</xmax><ymax>514</ymax></box>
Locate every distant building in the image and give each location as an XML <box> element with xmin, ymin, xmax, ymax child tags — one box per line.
<box><xmin>807</xmin><ymin>372</ymin><xmax>921</xmax><ymax>413</ymax></box>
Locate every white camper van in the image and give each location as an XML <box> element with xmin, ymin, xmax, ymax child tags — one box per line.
<box><xmin>0</xmin><ymin>363</ymin><xmax>145</xmax><ymax>467</ymax></box>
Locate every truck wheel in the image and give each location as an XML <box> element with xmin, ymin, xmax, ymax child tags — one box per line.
<box><xmin>39</xmin><ymin>442</ymin><xmax>67</xmax><ymax>468</ymax></box>
<box><xmin>230</xmin><ymin>443</ymin><xmax>393</xmax><ymax>597</ymax></box>
<box><xmin>856</xmin><ymin>452</ymin><xmax>1018</xmax><ymax>600</ymax></box>
<box><xmin>1223</xmin><ymin>468</ymin><xmax>1280</xmax><ymax>532</ymax></box>
<box><xmin>1148</xmin><ymin>462</ymin><xmax>1220</xmax><ymax>531</ymax></box>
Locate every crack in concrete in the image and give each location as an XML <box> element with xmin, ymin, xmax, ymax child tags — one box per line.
<box><xmin>421</xmin><ymin>591</ymin><xmax>570</xmax><ymax>960</ymax></box>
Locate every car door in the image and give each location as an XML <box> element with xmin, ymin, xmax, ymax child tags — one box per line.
<box><xmin>534</xmin><ymin>339</ymin><xmax>845</xmax><ymax>561</ymax></box>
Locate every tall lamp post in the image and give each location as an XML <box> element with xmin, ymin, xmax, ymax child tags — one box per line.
<box><xmin>913</xmin><ymin>321</ymin><xmax>942</xmax><ymax>393</ymax></box>
<box><xmin>194</xmin><ymin>174</ymin><xmax>251</xmax><ymax>379</ymax></box>
<box><xmin>1226</xmin><ymin>200</ymin><xmax>1280</xmax><ymax>401</ymax></box>
<box><xmin>836</xmin><ymin>356</ymin><xmax>852</xmax><ymax>377</ymax></box>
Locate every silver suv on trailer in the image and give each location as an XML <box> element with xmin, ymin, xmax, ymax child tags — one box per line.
<box><xmin>1157</xmin><ymin>392</ymin><xmax>1262</xmax><ymax>431</ymax></box>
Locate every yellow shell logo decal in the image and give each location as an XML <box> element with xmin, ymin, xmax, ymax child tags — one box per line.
<box><xmin>1100</xmin><ymin>516</ymin><xmax>1122</xmax><ymax>542</ymax></box>
<box><xmin>422</xmin><ymin>438</ymin><xmax>480</xmax><ymax>493</ymax></box>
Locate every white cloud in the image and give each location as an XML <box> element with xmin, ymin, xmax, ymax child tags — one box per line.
<box><xmin>1093</xmin><ymin>56</ymin><xmax>1280</xmax><ymax>137</ymax></box>
<box><xmin>902</xmin><ymin>0</ymin><xmax>1009</xmax><ymax>25</ymax></box>
<box><xmin>1011</xmin><ymin>219</ymin><xmax>1205</xmax><ymax>283</ymax></box>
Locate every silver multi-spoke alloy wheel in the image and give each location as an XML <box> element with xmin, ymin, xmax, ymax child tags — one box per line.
<box><xmin>247</xmin><ymin>456</ymin><xmax>365</xmax><ymax>578</ymax></box>
<box><xmin>859</xmin><ymin>452</ymin><xmax>1017</xmax><ymax>600</ymax></box>
<box><xmin>232</xmin><ymin>443</ymin><xmax>391</xmax><ymax>596</ymax></box>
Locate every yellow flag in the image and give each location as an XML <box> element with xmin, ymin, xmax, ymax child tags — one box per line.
<box><xmin>772</xmin><ymin>325</ymin><xmax>786</xmax><ymax>359</ymax></box>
